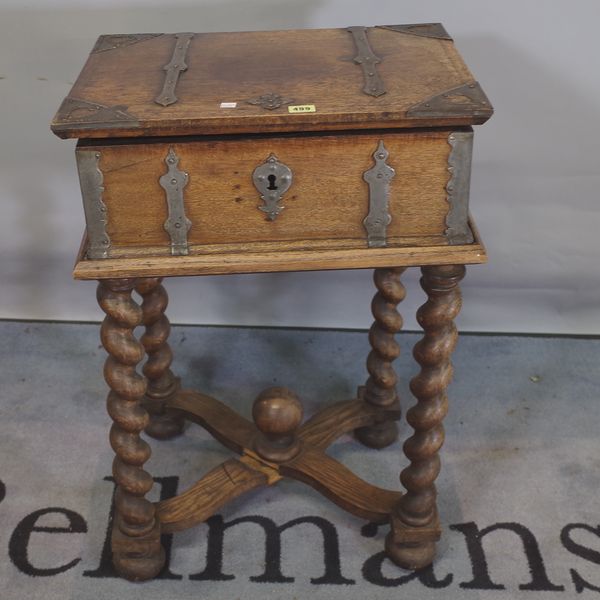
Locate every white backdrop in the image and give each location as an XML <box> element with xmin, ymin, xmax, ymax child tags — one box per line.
<box><xmin>1</xmin><ymin>0</ymin><xmax>599</xmax><ymax>333</ymax></box>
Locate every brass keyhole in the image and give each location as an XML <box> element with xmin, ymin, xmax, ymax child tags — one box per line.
<box><xmin>267</xmin><ymin>174</ymin><xmax>278</xmax><ymax>190</ymax></box>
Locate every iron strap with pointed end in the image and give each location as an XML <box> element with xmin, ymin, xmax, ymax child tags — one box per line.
<box><xmin>155</xmin><ymin>32</ymin><xmax>194</xmax><ymax>107</ymax></box>
<box><xmin>160</xmin><ymin>147</ymin><xmax>192</xmax><ymax>255</ymax></box>
<box><xmin>347</xmin><ymin>26</ymin><xmax>386</xmax><ymax>97</ymax></box>
<box><xmin>363</xmin><ymin>140</ymin><xmax>395</xmax><ymax>247</ymax></box>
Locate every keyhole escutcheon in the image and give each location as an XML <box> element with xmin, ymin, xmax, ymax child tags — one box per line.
<box><xmin>252</xmin><ymin>153</ymin><xmax>293</xmax><ymax>221</ymax></box>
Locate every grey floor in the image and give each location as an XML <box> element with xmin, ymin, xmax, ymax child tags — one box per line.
<box><xmin>0</xmin><ymin>321</ymin><xmax>599</xmax><ymax>599</ymax></box>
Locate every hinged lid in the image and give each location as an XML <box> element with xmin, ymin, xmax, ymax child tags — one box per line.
<box><xmin>51</xmin><ymin>24</ymin><xmax>493</xmax><ymax>139</ymax></box>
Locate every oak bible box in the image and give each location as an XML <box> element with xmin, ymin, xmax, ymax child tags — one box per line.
<box><xmin>51</xmin><ymin>24</ymin><xmax>492</xmax><ymax>582</ymax></box>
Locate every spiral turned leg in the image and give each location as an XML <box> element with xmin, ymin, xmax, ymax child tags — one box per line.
<box><xmin>355</xmin><ymin>267</ymin><xmax>406</xmax><ymax>449</ymax></box>
<box><xmin>386</xmin><ymin>264</ymin><xmax>466</xmax><ymax>569</ymax></box>
<box><xmin>135</xmin><ymin>278</ymin><xmax>184</xmax><ymax>440</ymax></box>
<box><xmin>97</xmin><ymin>279</ymin><xmax>165</xmax><ymax>581</ymax></box>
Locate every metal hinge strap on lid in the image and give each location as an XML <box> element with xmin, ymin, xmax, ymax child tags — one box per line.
<box><xmin>347</xmin><ymin>26</ymin><xmax>386</xmax><ymax>97</ymax></box>
<box><xmin>155</xmin><ymin>32</ymin><xmax>194</xmax><ymax>107</ymax></box>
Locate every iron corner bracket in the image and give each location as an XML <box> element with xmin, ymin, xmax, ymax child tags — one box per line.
<box><xmin>76</xmin><ymin>149</ymin><xmax>110</xmax><ymax>259</ymax></box>
<box><xmin>378</xmin><ymin>23</ymin><xmax>452</xmax><ymax>40</ymax></box>
<box><xmin>406</xmin><ymin>82</ymin><xmax>492</xmax><ymax>120</ymax></box>
<box><xmin>446</xmin><ymin>130</ymin><xmax>475</xmax><ymax>245</ymax></box>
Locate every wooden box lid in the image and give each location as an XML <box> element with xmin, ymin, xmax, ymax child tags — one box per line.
<box><xmin>51</xmin><ymin>24</ymin><xmax>493</xmax><ymax>139</ymax></box>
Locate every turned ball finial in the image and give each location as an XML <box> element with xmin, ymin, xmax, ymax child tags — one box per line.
<box><xmin>252</xmin><ymin>386</ymin><xmax>303</xmax><ymax>462</ymax></box>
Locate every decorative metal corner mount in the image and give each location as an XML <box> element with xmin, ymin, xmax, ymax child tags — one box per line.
<box><xmin>446</xmin><ymin>131</ymin><xmax>475</xmax><ymax>245</ymax></box>
<box><xmin>247</xmin><ymin>93</ymin><xmax>295</xmax><ymax>111</ymax></box>
<box><xmin>159</xmin><ymin>147</ymin><xmax>192</xmax><ymax>255</ymax></box>
<box><xmin>154</xmin><ymin>32</ymin><xmax>194</xmax><ymax>107</ymax></box>
<box><xmin>92</xmin><ymin>33</ymin><xmax>162</xmax><ymax>53</ymax></box>
<box><xmin>56</xmin><ymin>97</ymin><xmax>138</xmax><ymax>127</ymax></box>
<box><xmin>252</xmin><ymin>154</ymin><xmax>293</xmax><ymax>221</ymax></box>
<box><xmin>406</xmin><ymin>82</ymin><xmax>492</xmax><ymax>118</ymax></box>
<box><xmin>363</xmin><ymin>140</ymin><xmax>395</xmax><ymax>247</ymax></box>
<box><xmin>347</xmin><ymin>26</ymin><xmax>386</xmax><ymax>97</ymax></box>
<box><xmin>76</xmin><ymin>150</ymin><xmax>110</xmax><ymax>259</ymax></box>
<box><xmin>378</xmin><ymin>23</ymin><xmax>452</xmax><ymax>40</ymax></box>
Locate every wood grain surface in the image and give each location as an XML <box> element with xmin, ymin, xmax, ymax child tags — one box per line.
<box><xmin>298</xmin><ymin>397</ymin><xmax>400</xmax><ymax>449</ymax></box>
<box><xmin>73</xmin><ymin>221</ymin><xmax>486</xmax><ymax>279</ymax></box>
<box><xmin>166</xmin><ymin>389</ymin><xmax>257</xmax><ymax>454</ymax></box>
<box><xmin>52</xmin><ymin>26</ymin><xmax>492</xmax><ymax>138</ymax></box>
<box><xmin>79</xmin><ymin>129</ymin><xmax>456</xmax><ymax>253</ymax></box>
<box><xmin>282</xmin><ymin>447</ymin><xmax>402</xmax><ymax>523</ymax></box>
<box><xmin>157</xmin><ymin>459</ymin><xmax>268</xmax><ymax>533</ymax></box>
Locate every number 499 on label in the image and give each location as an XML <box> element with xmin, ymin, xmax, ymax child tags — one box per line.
<box><xmin>288</xmin><ymin>104</ymin><xmax>317</xmax><ymax>113</ymax></box>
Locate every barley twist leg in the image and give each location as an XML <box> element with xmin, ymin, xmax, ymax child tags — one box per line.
<box><xmin>98</xmin><ymin>279</ymin><xmax>165</xmax><ymax>581</ymax></box>
<box><xmin>386</xmin><ymin>264</ymin><xmax>465</xmax><ymax>569</ymax></box>
<box><xmin>355</xmin><ymin>267</ymin><xmax>406</xmax><ymax>449</ymax></box>
<box><xmin>135</xmin><ymin>277</ymin><xmax>184</xmax><ymax>440</ymax></box>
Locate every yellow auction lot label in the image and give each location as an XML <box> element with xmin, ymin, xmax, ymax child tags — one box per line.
<box><xmin>288</xmin><ymin>104</ymin><xmax>316</xmax><ymax>113</ymax></box>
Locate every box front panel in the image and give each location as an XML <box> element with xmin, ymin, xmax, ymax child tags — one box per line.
<box><xmin>77</xmin><ymin>129</ymin><xmax>472</xmax><ymax>259</ymax></box>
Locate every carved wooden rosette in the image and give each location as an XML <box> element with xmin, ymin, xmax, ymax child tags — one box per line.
<box><xmin>135</xmin><ymin>277</ymin><xmax>184</xmax><ymax>439</ymax></box>
<box><xmin>97</xmin><ymin>279</ymin><xmax>165</xmax><ymax>581</ymax></box>
<box><xmin>355</xmin><ymin>267</ymin><xmax>405</xmax><ymax>448</ymax></box>
<box><xmin>386</xmin><ymin>264</ymin><xmax>465</xmax><ymax>569</ymax></box>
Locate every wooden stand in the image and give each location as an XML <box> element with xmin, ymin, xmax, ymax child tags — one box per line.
<box><xmin>96</xmin><ymin>264</ymin><xmax>467</xmax><ymax>581</ymax></box>
<box><xmin>50</xmin><ymin>22</ymin><xmax>493</xmax><ymax>584</ymax></box>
